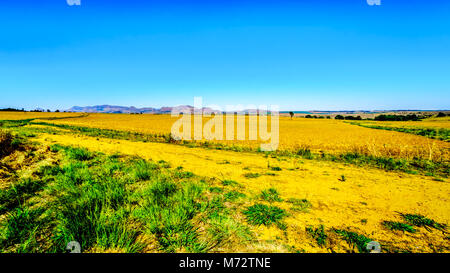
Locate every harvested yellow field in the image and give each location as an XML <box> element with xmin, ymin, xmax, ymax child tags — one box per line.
<box><xmin>355</xmin><ymin>117</ymin><xmax>450</xmax><ymax>129</ymax></box>
<box><xmin>37</xmin><ymin>113</ymin><xmax>450</xmax><ymax>161</ymax></box>
<box><xmin>36</xmin><ymin>132</ymin><xmax>450</xmax><ymax>253</ymax></box>
<box><xmin>0</xmin><ymin>111</ymin><xmax>80</xmax><ymax>120</ymax></box>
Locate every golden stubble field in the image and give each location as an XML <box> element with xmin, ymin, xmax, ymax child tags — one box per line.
<box><xmin>35</xmin><ymin>131</ymin><xmax>449</xmax><ymax>252</ymax></box>
<box><xmin>24</xmin><ymin>112</ymin><xmax>450</xmax><ymax>161</ymax></box>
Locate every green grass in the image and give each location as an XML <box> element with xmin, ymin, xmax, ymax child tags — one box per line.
<box><xmin>296</xmin><ymin>147</ymin><xmax>313</xmax><ymax>159</ymax></box>
<box><xmin>259</xmin><ymin>188</ymin><xmax>283</xmax><ymax>202</ymax></box>
<box><xmin>221</xmin><ymin>179</ymin><xmax>240</xmax><ymax>187</ymax></box>
<box><xmin>400</xmin><ymin>213</ymin><xmax>447</xmax><ymax>231</ymax></box>
<box><xmin>0</xmin><ymin>138</ymin><xmax>258</xmax><ymax>253</ymax></box>
<box><xmin>130</xmin><ymin>159</ymin><xmax>159</xmax><ymax>181</ymax></box>
<box><xmin>286</xmin><ymin>198</ymin><xmax>312</xmax><ymax>212</ymax></box>
<box><xmin>224</xmin><ymin>190</ymin><xmax>246</xmax><ymax>202</ymax></box>
<box><xmin>349</xmin><ymin>122</ymin><xmax>450</xmax><ymax>142</ymax></box>
<box><xmin>132</xmin><ymin>180</ymin><xmax>209</xmax><ymax>252</ymax></box>
<box><xmin>0</xmin><ymin>177</ymin><xmax>47</xmax><ymax>214</ymax></box>
<box><xmin>0</xmin><ymin>206</ymin><xmax>42</xmax><ymax>251</ymax></box>
<box><xmin>270</xmin><ymin>166</ymin><xmax>282</xmax><ymax>171</ymax></box>
<box><xmin>382</xmin><ymin>221</ymin><xmax>416</xmax><ymax>233</ymax></box>
<box><xmin>243</xmin><ymin>172</ymin><xmax>261</xmax><ymax>179</ymax></box>
<box><xmin>306</xmin><ymin>225</ymin><xmax>327</xmax><ymax>247</ymax></box>
<box><xmin>66</xmin><ymin>147</ymin><xmax>93</xmax><ymax>161</ymax></box>
<box><xmin>243</xmin><ymin>204</ymin><xmax>287</xmax><ymax>227</ymax></box>
<box><xmin>333</xmin><ymin>229</ymin><xmax>373</xmax><ymax>253</ymax></box>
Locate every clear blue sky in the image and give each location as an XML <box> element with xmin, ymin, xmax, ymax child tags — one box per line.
<box><xmin>1</xmin><ymin>0</ymin><xmax>449</xmax><ymax>111</ymax></box>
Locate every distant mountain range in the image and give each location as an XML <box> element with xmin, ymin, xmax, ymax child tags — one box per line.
<box><xmin>67</xmin><ymin>105</ymin><xmax>216</xmax><ymax>114</ymax></box>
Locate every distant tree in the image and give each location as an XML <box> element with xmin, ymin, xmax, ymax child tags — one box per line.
<box><xmin>305</xmin><ymin>114</ymin><xmax>312</xmax><ymax>118</ymax></box>
<box><xmin>437</xmin><ymin>112</ymin><xmax>446</xmax><ymax>117</ymax></box>
<box><xmin>335</xmin><ymin>115</ymin><xmax>344</xmax><ymax>120</ymax></box>
<box><xmin>289</xmin><ymin>112</ymin><xmax>294</xmax><ymax>119</ymax></box>
<box><xmin>47</xmin><ymin>109</ymin><xmax>51</xmax><ymax>112</ymax></box>
<box><xmin>343</xmin><ymin>115</ymin><xmax>362</xmax><ymax>120</ymax></box>
<box><xmin>55</xmin><ymin>109</ymin><xmax>60</xmax><ymax>112</ymax></box>
<box><xmin>0</xmin><ymin>108</ymin><xmax>24</xmax><ymax>112</ymax></box>
<box><xmin>375</xmin><ymin>114</ymin><xmax>423</xmax><ymax>121</ymax></box>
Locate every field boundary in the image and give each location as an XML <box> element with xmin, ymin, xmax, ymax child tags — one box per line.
<box><xmin>1</xmin><ymin>118</ymin><xmax>448</xmax><ymax>178</ymax></box>
<box><xmin>346</xmin><ymin>121</ymin><xmax>450</xmax><ymax>142</ymax></box>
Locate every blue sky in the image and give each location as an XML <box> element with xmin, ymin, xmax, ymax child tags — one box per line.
<box><xmin>0</xmin><ymin>0</ymin><xmax>449</xmax><ymax>111</ymax></box>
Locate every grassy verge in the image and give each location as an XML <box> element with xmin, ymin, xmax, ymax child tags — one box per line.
<box><xmin>348</xmin><ymin>122</ymin><xmax>450</xmax><ymax>142</ymax></box>
<box><xmin>0</xmin><ymin>142</ymin><xmax>255</xmax><ymax>252</ymax></box>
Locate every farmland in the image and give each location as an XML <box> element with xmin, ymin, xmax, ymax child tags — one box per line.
<box><xmin>0</xmin><ymin>112</ymin><xmax>449</xmax><ymax>253</ymax></box>
<box><xmin>14</xmin><ymin>112</ymin><xmax>450</xmax><ymax>161</ymax></box>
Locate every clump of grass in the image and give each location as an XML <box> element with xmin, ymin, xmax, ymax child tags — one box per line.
<box><xmin>259</xmin><ymin>188</ymin><xmax>283</xmax><ymax>202</ymax></box>
<box><xmin>0</xmin><ymin>178</ymin><xmax>47</xmax><ymax>214</ymax></box>
<box><xmin>224</xmin><ymin>190</ymin><xmax>246</xmax><ymax>202</ymax></box>
<box><xmin>59</xmin><ymin>162</ymin><xmax>91</xmax><ymax>186</ymax></box>
<box><xmin>157</xmin><ymin>160</ymin><xmax>171</xmax><ymax>168</ymax></box>
<box><xmin>243</xmin><ymin>172</ymin><xmax>261</xmax><ymax>179</ymax></box>
<box><xmin>174</xmin><ymin>170</ymin><xmax>194</xmax><ymax>179</ymax></box>
<box><xmin>270</xmin><ymin>166</ymin><xmax>282</xmax><ymax>171</ymax></box>
<box><xmin>134</xmin><ymin>181</ymin><xmax>209</xmax><ymax>253</ymax></box>
<box><xmin>204</xmin><ymin>195</ymin><xmax>228</xmax><ymax>221</ymax></box>
<box><xmin>147</xmin><ymin>178</ymin><xmax>178</xmax><ymax>204</ymax></box>
<box><xmin>49</xmin><ymin>144</ymin><xmax>64</xmax><ymax>153</ymax></box>
<box><xmin>51</xmin><ymin>165</ymin><xmax>141</xmax><ymax>252</ymax></box>
<box><xmin>338</xmin><ymin>175</ymin><xmax>346</xmax><ymax>182</ymax></box>
<box><xmin>130</xmin><ymin>159</ymin><xmax>159</xmax><ymax>181</ymax></box>
<box><xmin>333</xmin><ymin>229</ymin><xmax>372</xmax><ymax>253</ymax></box>
<box><xmin>382</xmin><ymin>221</ymin><xmax>416</xmax><ymax>233</ymax></box>
<box><xmin>221</xmin><ymin>180</ymin><xmax>239</xmax><ymax>187</ymax></box>
<box><xmin>306</xmin><ymin>225</ymin><xmax>327</xmax><ymax>246</ymax></box>
<box><xmin>243</xmin><ymin>204</ymin><xmax>287</xmax><ymax>226</ymax></box>
<box><xmin>286</xmin><ymin>198</ymin><xmax>312</xmax><ymax>212</ymax></box>
<box><xmin>66</xmin><ymin>147</ymin><xmax>93</xmax><ymax>161</ymax></box>
<box><xmin>400</xmin><ymin>213</ymin><xmax>447</xmax><ymax>231</ymax></box>
<box><xmin>296</xmin><ymin>147</ymin><xmax>313</xmax><ymax>159</ymax></box>
<box><xmin>0</xmin><ymin>206</ymin><xmax>41</xmax><ymax>250</ymax></box>
<box><xmin>209</xmin><ymin>187</ymin><xmax>224</xmax><ymax>193</ymax></box>
<box><xmin>206</xmin><ymin>217</ymin><xmax>253</xmax><ymax>248</ymax></box>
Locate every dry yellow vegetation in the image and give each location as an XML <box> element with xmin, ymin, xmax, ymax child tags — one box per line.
<box><xmin>36</xmin><ymin>132</ymin><xmax>450</xmax><ymax>253</ymax></box>
<box><xmin>0</xmin><ymin>111</ymin><xmax>80</xmax><ymax>120</ymax></box>
<box><xmin>30</xmin><ymin>112</ymin><xmax>450</xmax><ymax>161</ymax></box>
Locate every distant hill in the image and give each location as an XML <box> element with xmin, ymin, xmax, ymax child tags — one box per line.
<box><xmin>67</xmin><ymin>105</ymin><xmax>216</xmax><ymax>114</ymax></box>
